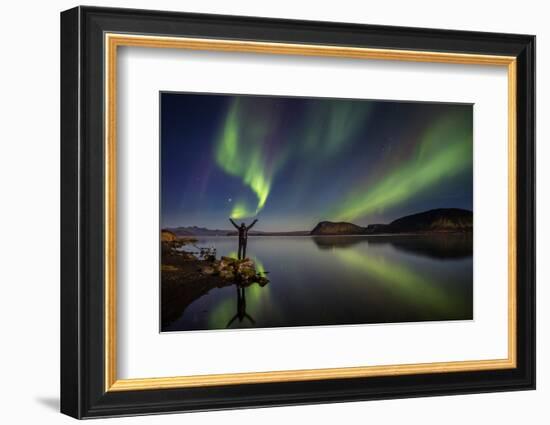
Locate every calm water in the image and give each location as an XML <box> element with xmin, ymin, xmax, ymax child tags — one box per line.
<box><xmin>163</xmin><ymin>235</ymin><xmax>473</xmax><ymax>332</ymax></box>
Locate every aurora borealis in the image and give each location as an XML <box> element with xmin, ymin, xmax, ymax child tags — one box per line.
<box><xmin>161</xmin><ymin>92</ymin><xmax>473</xmax><ymax>230</ymax></box>
<box><xmin>214</xmin><ymin>98</ymin><xmax>284</xmax><ymax>218</ymax></box>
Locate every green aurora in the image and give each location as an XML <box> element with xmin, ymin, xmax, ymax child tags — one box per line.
<box><xmin>214</xmin><ymin>97</ymin><xmax>377</xmax><ymax>220</ymax></box>
<box><xmin>332</xmin><ymin>110</ymin><xmax>473</xmax><ymax>221</ymax></box>
<box><xmin>214</xmin><ymin>98</ymin><xmax>284</xmax><ymax>219</ymax></box>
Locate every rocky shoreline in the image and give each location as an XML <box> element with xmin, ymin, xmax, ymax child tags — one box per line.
<box><xmin>161</xmin><ymin>235</ymin><xmax>268</xmax><ymax>328</ymax></box>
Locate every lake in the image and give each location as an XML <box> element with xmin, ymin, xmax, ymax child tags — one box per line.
<box><xmin>162</xmin><ymin>234</ymin><xmax>473</xmax><ymax>332</ymax></box>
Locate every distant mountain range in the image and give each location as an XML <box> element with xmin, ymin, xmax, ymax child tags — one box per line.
<box><xmin>166</xmin><ymin>225</ymin><xmax>310</xmax><ymax>237</ymax></box>
<box><xmin>167</xmin><ymin>226</ymin><xmax>231</xmax><ymax>236</ymax></box>
<box><xmin>165</xmin><ymin>208</ymin><xmax>473</xmax><ymax>237</ymax></box>
<box><xmin>310</xmin><ymin>208</ymin><xmax>473</xmax><ymax>235</ymax></box>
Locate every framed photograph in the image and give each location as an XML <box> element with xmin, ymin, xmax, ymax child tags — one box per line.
<box><xmin>60</xmin><ymin>6</ymin><xmax>535</xmax><ymax>419</ymax></box>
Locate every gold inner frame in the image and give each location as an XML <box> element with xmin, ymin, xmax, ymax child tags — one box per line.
<box><xmin>104</xmin><ymin>33</ymin><xmax>517</xmax><ymax>392</ymax></box>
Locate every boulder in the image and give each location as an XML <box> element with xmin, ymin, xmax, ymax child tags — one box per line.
<box><xmin>219</xmin><ymin>270</ymin><xmax>235</xmax><ymax>280</ymax></box>
<box><xmin>161</xmin><ymin>229</ymin><xmax>178</xmax><ymax>242</ymax></box>
<box><xmin>213</xmin><ymin>256</ymin><xmax>270</xmax><ymax>285</ymax></box>
<box><xmin>200</xmin><ymin>265</ymin><xmax>215</xmax><ymax>275</ymax></box>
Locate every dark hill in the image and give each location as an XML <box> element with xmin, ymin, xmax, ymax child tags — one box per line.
<box><xmin>384</xmin><ymin>208</ymin><xmax>473</xmax><ymax>234</ymax></box>
<box><xmin>310</xmin><ymin>221</ymin><xmax>365</xmax><ymax>235</ymax></box>
<box><xmin>311</xmin><ymin>208</ymin><xmax>473</xmax><ymax>235</ymax></box>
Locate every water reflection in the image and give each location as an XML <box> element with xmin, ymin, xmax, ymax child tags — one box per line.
<box><xmin>312</xmin><ymin>234</ymin><xmax>472</xmax><ymax>259</ymax></box>
<box><xmin>162</xmin><ymin>235</ymin><xmax>473</xmax><ymax>332</ymax></box>
<box><xmin>367</xmin><ymin>234</ymin><xmax>473</xmax><ymax>259</ymax></box>
<box><xmin>226</xmin><ymin>286</ymin><xmax>255</xmax><ymax>328</ymax></box>
<box><xmin>312</xmin><ymin>236</ymin><xmax>363</xmax><ymax>250</ymax></box>
<box><xmin>334</xmin><ymin>249</ymin><xmax>460</xmax><ymax>315</ymax></box>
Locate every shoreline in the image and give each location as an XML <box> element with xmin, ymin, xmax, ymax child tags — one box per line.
<box><xmin>161</xmin><ymin>240</ymin><xmax>268</xmax><ymax>329</ymax></box>
<box><xmin>167</xmin><ymin>232</ymin><xmax>473</xmax><ymax>238</ymax></box>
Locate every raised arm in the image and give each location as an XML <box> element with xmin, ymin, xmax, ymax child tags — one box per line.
<box><xmin>229</xmin><ymin>218</ymin><xmax>239</xmax><ymax>229</ymax></box>
<box><xmin>247</xmin><ymin>219</ymin><xmax>258</xmax><ymax>230</ymax></box>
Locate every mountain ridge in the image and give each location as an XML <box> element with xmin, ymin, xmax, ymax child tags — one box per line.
<box><xmin>165</xmin><ymin>208</ymin><xmax>473</xmax><ymax>237</ymax></box>
<box><xmin>311</xmin><ymin>208</ymin><xmax>473</xmax><ymax>235</ymax></box>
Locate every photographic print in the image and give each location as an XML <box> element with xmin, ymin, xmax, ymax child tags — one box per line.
<box><xmin>160</xmin><ymin>92</ymin><xmax>473</xmax><ymax>332</ymax></box>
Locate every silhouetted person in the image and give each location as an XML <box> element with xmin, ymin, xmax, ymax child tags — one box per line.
<box><xmin>229</xmin><ymin>218</ymin><xmax>258</xmax><ymax>259</ymax></box>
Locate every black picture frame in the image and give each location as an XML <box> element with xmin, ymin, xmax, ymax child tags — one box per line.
<box><xmin>61</xmin><ymin>5</ymin><xmax>535</xmax><ymax>419</ymax></box>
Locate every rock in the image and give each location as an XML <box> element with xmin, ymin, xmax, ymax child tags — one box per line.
<box><xmin>220</xmin><ymin>256</ymin><xmax>237</xmax><ymax>263</ymax></box>
<box><xmin>161</xmin><ymin>264</ymin><xmax>179</xmax><ymax>272</ymax></box>
<box><xmin>239</xmin><ymin>259</ymin><xmax>253</xmax><ymax>267</ymax></box>
<box><xmin>217</xmin><ymin>260</ymin><xmax>230</xmax><ymax>272</ymax></box>
<box><xmin>219</xmin><ymin>270</ymin><xmax>235</xmax><ymax>280</ymax></box>
<box><xmin>201</xmin><ymin>266</ymin><xmax>215</xmax><ymax>275</ymax></box>
<box><xmin>241</xmin><ymin>268</ymin><xmax>257</xmax><ymax>280</ymax></box>
<box><xmin>218</xmin><ymin>257</ymin><xmax>236</xmax><ymax>271</ymax></box>
<box><xmin>161</xmin><ymin>229</ymin><xmax>178</xmax><ymax>242</ymax></box>
<box><xmin>237</xmin><ymin>260</ymin><xmax>253</xmax><ymax>271</ymax></box>
<box><xmin>255</xmin><ymin>276</ymin><xmax>269</xmax><ymax>286</ymax></box>
<box><xmin>212</xmin><ymin>256</ymin><xmax>270</xmax><ymax>285</ymax></box>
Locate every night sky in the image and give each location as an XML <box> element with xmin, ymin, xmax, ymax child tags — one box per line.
<box><xmin>161</xmin><ymin>92</ymin><xmax>473</xmax><ymax>231</ymax></box>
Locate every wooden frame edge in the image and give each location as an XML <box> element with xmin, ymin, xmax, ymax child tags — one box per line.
<box><xmin>104</xmin><ymin>33</ymin><xmax>518</xmax><ymax>392</ymax></box>
<box><xmin>507</xmin><ymin>59</ymin><xmax>518</xmax><ymax>369</ymax></box>
<box><xmin>108</xmin><ymin>358</ymin><xmax>516</xmax><ymax>391</ymax></box>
